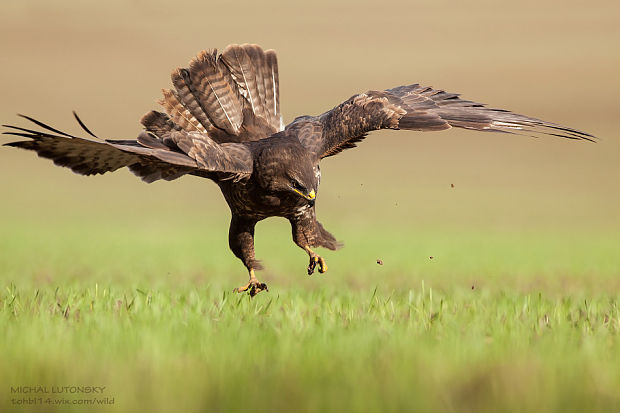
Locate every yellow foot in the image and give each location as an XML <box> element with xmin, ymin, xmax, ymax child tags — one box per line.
<box><xmin>305</xmin><ymin>247</ymin><xmax>328</xmax><ymax>275</ymax></box>
<box><xmin>234</xmin><ymin>270</ymin><xmax>268</xmax><ymax>297</ymax></box>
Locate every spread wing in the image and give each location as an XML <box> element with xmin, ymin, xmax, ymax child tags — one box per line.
<box><xmin>295</xmin><ymin>84</ymin><xmax>596</xmax><ymax>159</ymax></box>
<box><xmin>3</xmin><ymin>44</ymin><xmax>281</xmax><ymax>183</ymax></box>
<box><xmin>3</xmin><ymin>112</ymin><xmax>253</xmax><ymax>183</ymax></box>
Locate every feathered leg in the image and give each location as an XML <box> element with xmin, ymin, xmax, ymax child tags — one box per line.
<box><xmin>229</xmin><ymin>216</ymin><xmax>268</xmax><ymax>296</ymax></box>
<box><xmin>289</xmin><ymin>209</ymin><xmax>340</xmax><ymax>276</ymax></box>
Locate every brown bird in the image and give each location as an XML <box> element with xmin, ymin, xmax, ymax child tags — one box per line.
<box><xmin>3</xmin><ymin>44</ymin><xmax>595</xmax><ymax>296</ymax></box>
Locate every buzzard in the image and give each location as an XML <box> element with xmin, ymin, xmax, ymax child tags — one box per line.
<box><xmin>3</xmin><ymin>44</ymin><xmax>595</xmax><ymax>296</ymax></box>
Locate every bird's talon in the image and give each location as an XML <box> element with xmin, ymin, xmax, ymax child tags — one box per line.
<box><xmin>235</xmin><ymin>279</ymin><xmax>268</xmax><ymax>297</ymax></box>
<box><xmin>307</xmin><ymin>260</ymin><xmax>316</xmax><ymax>275</ymax></box>
<box><xmin>307</xmin><ymin>255</ymin><xmax>328</xmax><ymax>275</ymax></box>
<box><xmin>249</xmin><ymin>283</ymin><xmax>268</xmax><ymax>297</ymax></box>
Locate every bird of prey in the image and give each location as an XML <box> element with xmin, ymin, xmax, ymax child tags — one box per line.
<box><xmin>3</xmin><ymin>44</ymin><xmax>595</xmax><ymax>296</ymax></box>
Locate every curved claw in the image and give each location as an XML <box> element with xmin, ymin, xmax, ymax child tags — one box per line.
<box><xmin>308</xmin><ymin>256</ymin><xmax>319</xmax><ymax>275</ymax></box>
<box><xmin>235</xmin><ymin>281</ymin><xmax>268</xmax><ymax>297</ymax></box>
<box><xmin>249</xmin><ymin>282</ymin><xmax>268</xmax><ymax>297</ymax></box>
<box><xmin>307</xmin><ymin>255</ymin><xmax>328</xmax><ymax>276</ymax></box>
<box><xmin>234</xmin><ymin>271</ymin><xmax>268</xmax><ymax>297</ymax></box>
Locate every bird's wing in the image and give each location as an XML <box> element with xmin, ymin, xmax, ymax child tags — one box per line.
<box><xmin>159</xmin><ymin>44</ymin><xmax>282</xmax><ymax>143</ymax></box>
<box><xmin>294</xmin><ymin>84</ymin><xmax>595</xmax><ymax>159</ymax></box>
<box><xmin>3</xmin><ymin>112</ymin><xmax>253</xmax><ymax>183</ymax></box>
<box><xmin>139</xmin><ymin>110</ymin><xmax>253</xmax><ymax>177</ymax></box>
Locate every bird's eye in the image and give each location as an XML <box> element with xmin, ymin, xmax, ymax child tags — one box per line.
<box><xmin>290</xmin><ymin>179</ymin><xmax>304</xmax><ymax>191</ymax></box>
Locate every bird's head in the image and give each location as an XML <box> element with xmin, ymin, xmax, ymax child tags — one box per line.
<box><xmin>255</xmin><ymin>141</ymin><xmax>319</xmax><ymax>204</ymax></box>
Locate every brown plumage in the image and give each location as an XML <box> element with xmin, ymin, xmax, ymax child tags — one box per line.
<box><xmin>2</xmin><ymin>44</ymin><xmax>595</xmax><ymax>296</ymax></box>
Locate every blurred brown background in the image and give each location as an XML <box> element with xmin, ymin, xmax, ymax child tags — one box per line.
<box><xmin>1</xmin><ymin>0</ymin><xmax>618</xmax><ymax>253</ymax></box>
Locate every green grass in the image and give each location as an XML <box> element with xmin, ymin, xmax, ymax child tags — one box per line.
<box><xmin>1</xmin><ymin>128</ymin><xmax>618</xmax><ymax>413</ymax></box>
<box><xmin>1</xmin><ymin>214</ymin><xmax>619</xmax><ymax>413</ymax></box>
<box><xmin>1</xmin><ymin>0</ymin><xmax>619</xmax><ymax>410</ymax></box>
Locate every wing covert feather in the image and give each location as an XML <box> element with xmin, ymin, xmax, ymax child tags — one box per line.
<box><xmin>4</xmin><ymin>113</ymin><xmax>254</xmax><ymax>183</ymax></box>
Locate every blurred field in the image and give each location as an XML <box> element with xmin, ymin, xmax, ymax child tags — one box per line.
<box><xmin>1</xmin><ymin>0</ymin><xmax>620</xmax><ymax>412</ymax></box>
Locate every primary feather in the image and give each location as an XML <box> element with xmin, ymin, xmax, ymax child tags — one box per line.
<box><xmin>298</xmin><ymin>84</ymin><xmax>595</xmax><ymax>159</ymax></box>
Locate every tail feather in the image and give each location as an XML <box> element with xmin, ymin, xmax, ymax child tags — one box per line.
<box><xmin>256</xmin><ymin>48</ymin><xmax>276</xmax><ymax>123</ymax></box>
<box><xmin>244</xmin><ymin>45</ymin><xmax>280</xmax><ymax>131</ymax></box>
<box><xmin>140</xmin><ymin>110</ymin><xmax>179</xmax><ymax>136</ymax></box>
<box><xmin>188</xmin><ymin>50</ymin><xmax>244</xmax><ymax>135</ymax></box>
<box><xmin>243</xmin><ymin>45</ymin><xmax>267</xmax><ymax>126</ymax></box>
<box><xmin>265</xmin><ymin>50</ymin><xmax>282</xmax><ymax>130</ymax></box>
<box><xmin>171</xmin><ymin>68</ymin><xmax>214</xmax><ymax>132</ymax></box>
<box><xmin>221</xmin><ymin>45</ymin><xmax>267</xmax><ymax>121</ymax></box>
<box><xmin>159</xmin><ymin>89</ymin><xmax>207</xmax><ymax>133</ymax></box>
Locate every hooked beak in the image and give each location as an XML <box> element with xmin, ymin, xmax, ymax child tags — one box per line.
<box><xmin>292</xmin><ymin>188</ymin><xmax>316</xmax><ymax>201</ymax></box>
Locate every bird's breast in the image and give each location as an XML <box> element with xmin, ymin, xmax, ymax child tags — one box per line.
<box><xmin>219</xmin><ymin>181</ymin><xmax>311</xmax><ymax>219</ymax></box>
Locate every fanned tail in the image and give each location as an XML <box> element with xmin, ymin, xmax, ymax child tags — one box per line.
<box><xmin>155</xmin><ymin>44</ymin><xmax>283</xmax><ymax>144</ymax></box>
